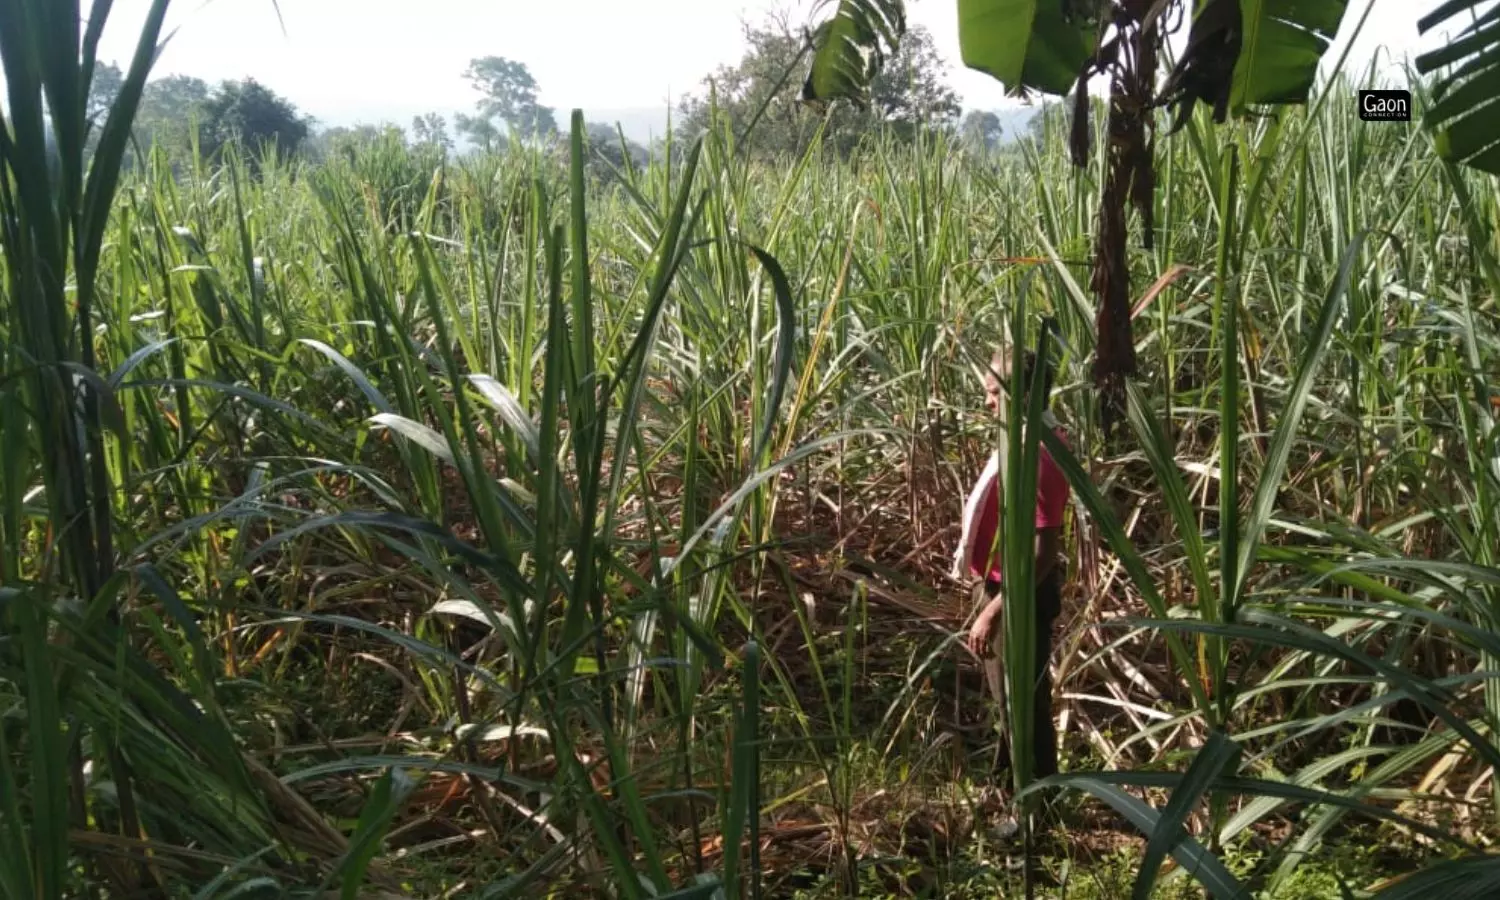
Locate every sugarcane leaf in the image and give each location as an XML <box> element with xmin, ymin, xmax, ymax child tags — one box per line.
<box><xmin>299</xmin><ymin>339</ymin><xmax>394</xmax><ymax>414</ymax></box>
<box><xmin>1135</xmin><ymin>730</ymin><xmax>1243</xmax><ymax>900</ymax></box>
<box><xmin>1366</xmin><ymin>854</ymin><xmax>1500</xmax><ymax>898</ymax></box>
<box><xmin>743</xmin><ymin>243</ymin><xmax>798</xmax><ymax>469</ymax></box>
<box><xmin>1036</xmin><ymin>776</ymin><xmax>1249</xmax><ymax>899</ymax></box>
<box><xmin>1235</xmin><ymin>233</ymin><xmax>1366</xmax><ymax>599</ymax></box>
<box><xmin>80</xmin><ymin>0</ymin><xmax>174</xmax><ymax>294</ymax></box>
<box><xmin>331</xmin><ymin>768</ymin><xmax>413</xmax><ymax>900</ymax></box>
<box><xmin>468</xmin><ymin>374</ymin><xmax>541</xmax><ymax>463</ymax></box>
<box><xmin>369</xmin><ymin>413</ymin><xmax>455</xmax><ymax>464</ymax></box>
<box><xmin>720</xmin><ymin>640</ymin><xmax>762</xmax><ymax>900</ymax></box>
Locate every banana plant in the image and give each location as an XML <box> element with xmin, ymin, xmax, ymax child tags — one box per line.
<box><xmin>804</xmin><ymin>0</ymin><xmax>1498</xmax><ymax>893</ymax></box>
<box><xmin>1416</xmin><ymin>0</ymin><xmax>1500</xmax><ymax>175</ymax></box>
<box><xmin>804</xmin><ymin>0</ymin><xmax>1355</xmax><ymax>431</ymax></box>
<box><xmin>810</xmin><ymin>0</ymin><xmax>1357</xmax><ymax>111</ymax></box>
<box><xmin>806</xmin><ymin>0</ymin><xmax>1366</xmax><ymax>137</ymax></box>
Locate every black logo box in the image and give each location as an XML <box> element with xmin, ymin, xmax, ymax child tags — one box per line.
<box><xmin>1360</xmin><ymin>90</ymin><xmax>1413</xmax><ymax>122</ymax></box>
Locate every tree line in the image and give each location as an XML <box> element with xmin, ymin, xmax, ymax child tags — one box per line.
<box><xmin>93</xmin><ymin>12</ymin><xmax>1021</xmax><ymax>171</ymax></box>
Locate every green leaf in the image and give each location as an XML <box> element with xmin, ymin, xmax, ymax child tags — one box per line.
<box><xmin>1047</xmin><ymin>770</ymin><xmax>1472</xmax><ymax>852</ymax></box>
<box><xmin>998</xmin><ymin>296</ymin><xmax>1051</xmax><ymax>798</ymax></box>
<box><xmin>1367</xmin><ymin>855</ymin><xmax>1500</xmax><ymax>899</ymax></box>
<box><xmin>1221</xmin><ymin>732</ymin><xmax>1469</xmax><ymax>847</ymax></box>
<box><xmin>1115</xmin><ymin>613</ymin><xmax>1500</xmax><ymax>774</ymax></box>
<box><xmin>1135</xmin><ymin>731</ymin><xmax>1243</xmax><ymax>900</ymax></box>
<box><xmin>107</xmin><ymin>338</ymin><xmax>177</xmax><ymax>388</ymax></box>
<box><xmin>0</xmin><ymin>716</ymin><xmax>37</xmax><ymax>900</ymax></box>
<box><xmin>1416</xmin><ymin>0</ymin><xmax>1500</xmax><ymax>174</ymax></box>
<box><xmin>121</xmin><ymin>377</ymin><xmax>339</xmax><ymax>439</ymax></box>
<box><xmin>135</xmin><ymin>563</ymin><xmax>217</xmax><ymax>691</ymax></box>
<box><xmin>468</xmin><ymin>374</ymin><xmax>541</xmax><ymax>464</ymax></box>
<box><xmin>245</xmin><ymin>511</ymin><xmax>532</xmax><ymax>598</ymax></box>
<box><xmin>743</xmin><ymin>243</ymin><xmax>798</xmax><ymax>469</ymax></box>
<box><xmin>721</xmin><ymin>640</ymin><xmax>762</xmax><ymax>900</ymax></box>
<box><xmin>80</xmin><ymin>0</ymin><xmax>174</xmax><ymax>296</ymax></box>
<box><xmin>1125</xmin><ymin>381</ymin><xmax>1216</xmax><ymax>640</ymax></box>
<box><xmin>1232</xmin><ymin>0</ymin><xmax>1351</xmax><ymax>110</ymax></box>
<box><xmin>368</xmin><ymin>413</ymin><xmax>456</xmax><ymax>464</ymax></box>
<box><xmin>1234</xmin><ymin>233</ymin><xmax>1366</xmax><ymax>599</ymax></box>
<box><xmin>1035</xmin><ymin>776</ymin><xmax>1250</xmax><ymax>899</ymax></box>
<box><xmin>249</xmin><ymin>610</ymin><xmax>519</xmax><ymax>704</ymax></box>
<box><xmin>331</xmin><ymin>768</ymin><xmax>414</xmax><ymax>900</ymax></box>
<box><xmin>13</xmin><ymin>593</ymin><xmax>64</xmax><ymax>898</ymax></box>
<box><xmin>188</xmin><ymin>845</ymin><xmax>279</xmax><ymax>900</ymax></box>
<box><xmin>283</xmin><ymin>756</ymin><xmax>509</xmax><ymax>786</ymax></box>
<box><xmin>59</xmin><ymin>361</ymin><xmax>127</xmax><ymax>441</ymax></box>
<box><xmin>1037</xmin><ymin>427</ymin><xmax>1215</xmax><ymax>718</ymax></box>
<box><xmin>957</xmin><ymin>0</ymin><xmax>1096</xmax><ymax>97</ymax></box>
<box><xmin>299</xmin><ymin>339</ymin><xmax>394</xmax><ymax>414</ymax></box>
<box><xmin>802</xmin><ymin>0</ymin><xmax>907</xmax><ymax>106</ymax></box>
<box><xmin>654</xmin><ymin>881</ymin><xmax>726</xmax><ymax>900</ymax></box>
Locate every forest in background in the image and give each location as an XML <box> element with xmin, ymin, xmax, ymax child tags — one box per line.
<box><xmin>86</xmin><ymin>15</ymin><xmax>1025</xmax><ymax>169</ymax></box>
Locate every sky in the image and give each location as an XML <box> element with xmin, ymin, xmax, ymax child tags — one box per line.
<box><xmin>82</xmin><ymin>0</ymin><xmax>1459</xmax><ymax>133</ymax></box>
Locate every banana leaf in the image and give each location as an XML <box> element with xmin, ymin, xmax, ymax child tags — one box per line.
<box><xmin>1231</xmin><ymin>0</ymin><xmax>1350</xmax><ymax>109</ymax></box>
<box><xmin>957</xmin><ymin>0</ymin><xmax>1096</xmax><ymax>97</ymax></box>
<box><xmin>1416</xmin><ymin>0</ymin><xmax>1500</xmax><ymax>175</ymax></box>
<box><xmin>802</xmin><ymin>0</ymin><xmax>907</xmax><ymax>106</ymax></box>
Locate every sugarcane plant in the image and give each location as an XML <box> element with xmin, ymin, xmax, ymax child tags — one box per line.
<box><xmin>806</xmin><ymin>0</ymin><xmax>1367</xmax><ymax>432</ymax></box>
<box><xmin>0</xmin><ymin>2</ymin><xmax>285</xmax><ymax>897</ymax></box>
<box><xmin>803</xmin><ymin>0</ymin><xmax>1500</xmax><ymax>895</ymax></box>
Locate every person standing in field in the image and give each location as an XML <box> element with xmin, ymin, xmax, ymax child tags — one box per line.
<box><xmin>952</xmin><ymin>346</ymin><xmax>1070</xmax><ymax>781</ymax></box>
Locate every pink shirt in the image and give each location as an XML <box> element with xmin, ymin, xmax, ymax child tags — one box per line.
<box><xmin>965</xmin><ymin>429</ymin><xmax>1070</xmax><ymax>582</ymax></box>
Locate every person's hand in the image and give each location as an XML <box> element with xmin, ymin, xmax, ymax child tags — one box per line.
<box><xmin>966</xmin><ymin>599</ymin><xmax>1001</xmax><ymax>657</ymax></box>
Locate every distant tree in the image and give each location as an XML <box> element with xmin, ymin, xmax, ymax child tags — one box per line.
<box><xmin>411</xmin><ymin>112</ymin><xmax>452</xmax><ymax>150</ymax></box>
<box><xmin>83</xmin><ymin>62</ymin><xmax>126</xmax><ymax>158</ymax></box>
<box><xmin>1025</xmin><ymin>103</ymin><xmax>1053</xmax><ymax>143</ymax></box>
<box><xmin>310</xmin><ymin>123</ymin><xmax>408</xmax><ymax>162</ymax></box>
<box><xmin>458</xmin><ymin>56</ymin><xmax>556</xmax><ymax>146</ymax></box>
<box><xmin>453</xmin><ymin>113</ymin><xmax>504</xmax><ymax>152</ymax></box>
<box><xmin>87</xmin><ymin>62</ymin><xmax>124</xmax><ymax>124</ymax></box>
<box><xmin>111</xmin><ymin>74</ymin><xmax>212</xmax><ymax>163</ymax></box>
<box><xmin>513</xmin><ymin>103</ymin><xmax>556</xmax><ymax>138</ymax></box>
<box><xmin>138</xmin><ymin>75</ymin><xmax>212</xmax><ymax>129</ymax></box>
<box><xmin>872</xmin><ymin>25</ymin><xmax>964</xmax><ymax>136</ymax></box>
<box><xmin>584</xmin><ymin>121</ymin><xmax>649</xmax><ymax>174</ymax></box>
<box><xmin>680</xmin><ymin>15</ymin><xmax>960</xmax><ymax>158</ymax></box>
<box><xmin>961</xmin><ymin>109</ymin><xmax>1003</xmax><ymax>151</ymax></box>
<box><xmin>197</xmin><ymin>78</ymin><xmax>310</xmax><ymax>162</ymax></box>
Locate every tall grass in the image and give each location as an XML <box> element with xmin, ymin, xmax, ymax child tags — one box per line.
<box><xmin>4</xmin><ymin>7</ymin><xmax>1500</xmax><ymax>896</ymax></box>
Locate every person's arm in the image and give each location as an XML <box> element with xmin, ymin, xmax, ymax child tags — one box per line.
<box><xmin>968</xmin><ymin>529</ymin><xmax>1057</xmax><ymax>656</ymax></box>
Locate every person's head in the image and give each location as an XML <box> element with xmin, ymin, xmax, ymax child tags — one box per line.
<box><xmin>984</xmin><ymin>347</ymin><xmax>1051</xmax><ymax>417</ymax></box>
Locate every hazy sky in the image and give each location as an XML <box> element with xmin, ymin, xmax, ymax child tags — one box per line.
<box><xmin>87</xmin><ymin>0</ymin><xmax>1451</xmax><ymax>127</ymax></box>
